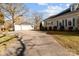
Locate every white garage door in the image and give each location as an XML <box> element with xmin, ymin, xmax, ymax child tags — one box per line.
<box><xmin>15</xmin><ymin>25</ymin><xmax>34</xmax><ymax>31</ymax></box>
<box><xmin>15</xmin><ymin>25</ymin><xmax>21</xmax><ymax>31</ymax></box>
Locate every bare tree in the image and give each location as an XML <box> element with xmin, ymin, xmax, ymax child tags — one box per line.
<box><xmin>31</xmin><ymin>12</ymin><xmax>43</xmax><ymax>30</ymax></box>
<box><xmin>0</xmin><ymin>3</ymin><xmax>29</xmax><ymax>31</ymax></box>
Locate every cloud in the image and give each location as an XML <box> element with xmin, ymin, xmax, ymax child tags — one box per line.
<box><xmin>39</xmin><ymin>5</ymin><xmax>67</xmax><ymax>19</ymax></box>
<box><xmin>46</xmin><ymin>6</ymin><xmax>64</xmax><ymax>18</ymax></box>
<box><xmin>59</xmin><ymin>3</ymin><xmax>71</xmax><ymax>8</ymax></box>
<box><xmin>66</xmin><ymin>4</ymin><xmax>70</xmax><ymax>7</ymax></box>
<box><xmin>37</xmin><ymin>3</ymin><xmax>48</xmax><ymax>5</ymax></box>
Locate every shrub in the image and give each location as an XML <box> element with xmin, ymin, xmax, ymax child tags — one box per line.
<box><xmin>68</xmin><ymin>26</ymin><xmax>73</xmax><ymax>31</ymax></box>
<box><xmin>44</xmin><ymin>27</ymin><xmax>47</xmax><ymax>31</ymax></box>
<box><xmin>49</xmin><ymin>26</ymin><xmax>52</xmax><ymax>31</ymax></box>
<box><xmin>60</xmin><ymin>26</ymin><xmax>64</xmax><ymax>31</ymax></box>
<box><xmin>53</xmin><ymin>26</ymin><xmax>57</xmax><ymax>31</ymax></box>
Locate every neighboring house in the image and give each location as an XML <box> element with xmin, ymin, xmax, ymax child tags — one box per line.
<box><xmin>14</xmin><ymin>16</ymin><xmax>34</xmax><ymax>31</ymax></box>
<box><xmin>43</xmin><ymin>3</ymin><xmax>79</xmax><ymax>31</ymax></box>
<box><xmin>14</xmin><ymin>22</ymin><xmax>34</xmax><ymax>31</ymax></box>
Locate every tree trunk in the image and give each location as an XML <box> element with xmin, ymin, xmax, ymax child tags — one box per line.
<box><xmin>12</xmin><ymin>14</ymin><xmax>15</xmax><ymax>31</ymax></box>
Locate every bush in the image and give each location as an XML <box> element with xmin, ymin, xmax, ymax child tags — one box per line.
<box><xmin>60</xmin><ymin>26</ymin><xmax>64</xmax><ymax>31</ymax></box>
<box><xmin>53</xmin><ymin>26</ymin><xmax>57</xmax><ymax>31</ymax></box>
<box><xmin>49</xmin><ymin>26</ymin><xmax>52</xmax><ymax>31</ymax></box>
<box><xmin>75</xmin><ymin>27</ymin><xmax>78</xmax><ymax>31</ymax></box>
<box><xmin>44</xmin><ymin>27</ymin><xmax>47</xmax><ymax>31</ymax></box>
<box><xmin>68</xmin><ymin>26</ymin><xmax>73</xmax><ymax>31</ymax></box>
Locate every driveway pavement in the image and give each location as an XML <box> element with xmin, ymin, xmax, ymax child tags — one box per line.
<box><xmin>15</xmin><ymin>30</ymin><xmax>76</xmax><ymax>56</ymax></box>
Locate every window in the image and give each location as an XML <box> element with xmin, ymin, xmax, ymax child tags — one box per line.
<box><xmin>73</xmin><ymin>18</ymin><xmax>75</xmax><ymax>26</ymax></box>
<box><xmin>65</xmin><ymin>19</ymin><xmax>67</xmax><ymax>27</ymax></box>
<box><xmin>71</xmin><ymin>4</ymin><xmax>75</xmax><ymax>11</ymax></box>
<box><xmin>62</xmin><ymin>20</ymin><xmax>64</xmax><ymax>26</ymax></box>
<box><xmin>57</xmin><ymin>21</ymin><xmax>58</xmax><ymax>27</ymax></box>
<box><xmin>51</xmin><ymin>22</ymin><xmax>53</xmax><ymax>24</ymax></box>
<box><xmin>72</xmin><ymin>5</ymin><xmax>74</xmax><ymax>11</ymax></box>
<box><xmin>68</xmin><ymin>21</ymin><xmax>72</xmax><ymax>26</ymax></box>
<box><xmin>59</xmin><ymin>22</ymin><xmax>62</xmax><ymax>26</ymax></box>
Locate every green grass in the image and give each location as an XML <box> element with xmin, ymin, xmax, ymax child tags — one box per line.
<box><xmin>0</xmin><ymin>34</ymin><xmax>16</xmax><ymax>44</ymax></box>
<box><xmin>0</xmin><ymin>33</ymin><xmax>17</xmax><ymax>54</ymax></box>
<box><xmin>0</xmin><ymin>34</ymin><xmax>5</xmax><ymax>38</ymax></box>
<box><xmin>47</xmin><ymin>31</ymin><xmax>79</xmax><ymax>54</ymax></box>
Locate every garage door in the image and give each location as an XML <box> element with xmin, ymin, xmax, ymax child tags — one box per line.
<box><xmin>14</xmin><ymin>25</ymin><xmax>34</xmax><ymax>31</ymax></box>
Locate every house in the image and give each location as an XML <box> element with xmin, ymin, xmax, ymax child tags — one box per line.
<box><xmin>14</xmin><ymin>22</ymin><xmax>34</xmax><ymax>31</ymax></box>
<box><xmin>43</xmin><ymin>3</ymin><xmax>79</xmax><ymax>31</ymax></box>
<box><xmin>13</xmin><ymin>16</ymin><xmax>34</xmax><ymax>31</ymax></box>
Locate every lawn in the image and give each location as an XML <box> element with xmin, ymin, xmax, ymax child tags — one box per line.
<box><xmin>47</xmin><ymin>31</ymin><xmax>79</xmax><ymax>55</ymax></box>
<box><xmin>0</xmin><ymin>33</ymin><xmax>18</xmax><ymax>55</ymax></box>
<box><xmin>0</xmin><ymin>33</ymin><xmax>17</xmax><ymax>44</ymax></box>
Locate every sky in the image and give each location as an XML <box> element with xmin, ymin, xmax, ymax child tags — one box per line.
<box><xmin>4</xmin><ymin>3</ymin><xmax>71</xmax><ymax>21</ymax></box>
<box><xmin>25</xmin><ymin>3</ymin><xmax>71</xmax><ymax>19</ymax></box>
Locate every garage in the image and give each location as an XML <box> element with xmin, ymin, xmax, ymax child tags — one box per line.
<box><xmin>14</xmin><ymin>25</ymin><xmax>34</xmax><ymax>31</ymax></box>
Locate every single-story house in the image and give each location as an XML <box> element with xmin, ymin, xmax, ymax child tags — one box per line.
<box><xmin>43</xmin><ymin>3</ymin><xmax>79</xmax><ymax>31</ymax></box>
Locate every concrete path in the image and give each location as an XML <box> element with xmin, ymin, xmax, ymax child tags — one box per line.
<box><xmin>15</xmin><ymin>30</ymin><xmax>76</xmax><ymax>56</ymax></box>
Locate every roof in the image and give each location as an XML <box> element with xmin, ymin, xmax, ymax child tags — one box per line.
<box><xmin>20</xmin><ymin>22</ymin><xmax>32</xmax><ymax>25</ymax></box>
<box><xmin>15</xmin><ymin>21</ymin><xmax>32</xmax><ymax>25</ymax></box>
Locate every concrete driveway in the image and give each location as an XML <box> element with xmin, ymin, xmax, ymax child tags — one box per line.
<box><xmin>15</xmin><ymin>30</ymin><xmax>76</xmax><ymax>56</ymax></box>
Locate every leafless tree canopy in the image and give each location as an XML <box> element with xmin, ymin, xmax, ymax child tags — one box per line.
<box><xmin>0</xmin><ymin>3</ymin><xmax>44</xmax><ymax>30</ymax></box>
<box><xmin>31</xmin><ymin>11</ymin><xmax>43</xmax><ymax>30</ymax></box>
<box><xmin>0</xmin><ymin>3</ymin><xmax>29</xmax><ymax>30</ymax></box>
<box><xmin>0</xmin><ymin>3</ymin><xmax>29</xmax><ymax>20</ymax></box>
